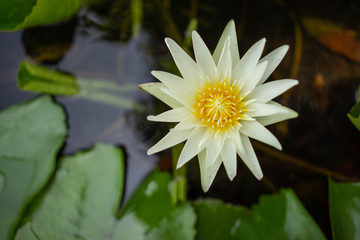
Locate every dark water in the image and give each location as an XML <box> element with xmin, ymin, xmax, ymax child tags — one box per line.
<box><xmin>1</xmin><ymin>0</ymin><xmax>360</xmax><ymax>237</ymax></box>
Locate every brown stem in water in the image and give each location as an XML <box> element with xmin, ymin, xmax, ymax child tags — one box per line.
<box><xmin>253</xmin><ymin>141</ymin><xmax>358</xmax><ymax>182</ymax></box>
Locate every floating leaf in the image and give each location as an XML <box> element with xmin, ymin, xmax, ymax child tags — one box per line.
<box><xmin>302</xmin><ymin>17</ymin><xmax>360</xmax><ymax>63</ymax></box>
<box><xmin>121</xmin><ymin>170</ymin><xmax>197</xmax><ymax>240</ymax></box>
<box><xmin>146</xmin><ymin>204</ymin><xmax>196</xmax><ymax>240</ymax></box>
<box><xmin>0</xmin><ymin>96</ymin><xmax>66</xmax><ymax>240</ymax></box>
<box><xmin>195</xmin><ymin>189</ymin><xmax>326</xmax><ymax>240</ymax></box>
<box><xmin>121</xmin><ymin>170</ymin><xmax>176</xmax><ymax>227</ymax></box>
<box><xmin>0</xmin><ymin>0</ymin><xmax>83</xmax><ymax>31</ymax></box>
<box><xmin>14</xmin><ymin>144</ymin><xmax>126</xmax><ymax>240</ymax></box>
<box><xmin>194</xmin><ymin>199</ymin><xmax>250</xmax><ymax>240</ymax></box>
<box><xmin>17</xmin><ymin>61</ymin><xmax>79</xmax><ymax>95</ymax></box>
<box><xmin>17</xmin><ymin>62</ymin><xmax>145</xmax><ymax>110</ymax></box>
<box><xmin>329</xmin><ymin>179</ymin><xmax>360</xmax><ymax>240</ymax></box>
<box><xmin>14</xmin><ymin>150</ymin><xmax>195</xmax><ymax>240</ymax></box>
<box><xmin>235</xmin><ymin>189</ymin><xmax>326</xmax><ymax>239</ymax></box>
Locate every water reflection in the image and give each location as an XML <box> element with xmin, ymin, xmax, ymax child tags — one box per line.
<box><xmin>22</xmin><ymin>18</ymin><xmax>77</xmax><ymax>64</ymax></box>
<box><xmin>0</xmin><ymin>32</ymin><xmax>35</xmax><ymax>108</ymax></box>
<box><xmin>60</xmin><ymin>32</ymin><xmax>158</xmax><ymax>201</ymax></box>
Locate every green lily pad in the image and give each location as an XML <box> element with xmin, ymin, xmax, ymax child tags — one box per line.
<box><xmin>120</xmin><ymin>170</ymin><xmax>197</xmax><ymax>240</ymax></box>
<box><xmin>13</xmin><ymin>148</ymin><xmax>196</xmax><ymax>240</ymax></box>
<box><xmin>121</xmin><ymin>170</ymin><xmax>175</xmax><ymax>227</ymax></box>
<box><xmin>14</xmin><ymin>144</ymin><xmax>126</xmax><ymax>240</ymax></box>
<box><xmin>146</xmin><ymin>203</ymin><xmax>196</xmax><ymax>240</ymax></box>
<box><xmin>0</xmin><ymin>0</ymin><xmax>83</xmax><ymax>31</ymax></box>
<box><xmin>17</xmin><ymin>61</ymin><xmax>79</xmax><ymax>96</ymax></box>
<box><xmin>0</xmin><ymin>96</ymin><xmax>67</xmax><ymax>240</ymax></box>
<box><xmin>235</xmin><ymin>189</ymin><xmax>326</xmax><ymax>240</ymax></box>
<box><xmin>195</xmin><ymin>189</ymin><xmax>326</xmax><ymax>240</ymax></box>
<box><xmin>329</xmin><ymin>178</ymin><xmax>360</xmax><ymax>240</ymax></box>
<box><xmin>194</xmin><ymin>199</ymin><xmax>251</xmax><ymax>240</ymax></box>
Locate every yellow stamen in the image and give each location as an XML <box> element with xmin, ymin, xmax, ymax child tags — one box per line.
<box><xmin>193</xmin><ymin>79</ymin><xmax>248</xmax><ymax>132</ymax></box>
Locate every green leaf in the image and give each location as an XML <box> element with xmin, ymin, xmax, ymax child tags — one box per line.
<box><xmin>0</xmin><ymin>96</ymin><xmax>67</xmax><ymax>240</ymax></box>
<box><xmin>17</xmin><ymin>62</ymin><xmax>145</xmax><ymax>110</ymax></box>
<box><xmin>0</xmin><ymin>0</ymin><xmax>83</xmax><ymax>31</ymax></box>
<box><xmin>146</xmin><ymin>203</ymin><xmax>196</xmax><ymax>240</ymax></box>
<box><xmin>347</xmin><ymin>101</ymin><xmax>360</xmax><ymax>131</ymax></box>
<box><xmin>13</xmin><ymin>148</ymin><xmax>195</xmax><ymax>240</ymax></box>
<box><xmin>236</xmin><ymin>189</ymin><xmax>326</xmax><ymax>240</ymax></box>
<box><xmin>194</xmin><ymin>199</ymin><xmax>251</xmax><ymax>240</ymax></box>
<box><xmin>15</xmin><ymin>144</ymin><xmax>125</xmax><ymax>240</ymax></box>
<box><xmin>329</xmin><ymin>179</ymin><xmax>360</xmax><ymax>240</ymax></box>
<box><xmin>17</xmin><ymin>61</ymin><xmax>79</xmax><ymax>96</ymax></box>
<box><xmin>121</xmin><ymin>170</ymin><xmax>175</xmax><ymax>227</ymax></box>
<box><xmin>195</xmin><ymin>189</ymin><xmax>326</xmax><ymax>240</ymax></box>
<box><xmin>121</xmin><ymin>170</ymin><xmax>197</xmax><ymax>240</ymax></box>
<box><xmin>111</xmin><ymin>213</ymin><xmax>147</xmax><ymax>240</ymax></box>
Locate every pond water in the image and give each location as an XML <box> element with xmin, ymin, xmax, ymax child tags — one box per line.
<box><xmin>1</xmin><ymin>0</ymin><xmax>360</xmax><ymax>237</ymax></box>
<box><xmin>0</xmin><ymin>14</ymin><xmax>157</xmax><ymax>202</ymax></box>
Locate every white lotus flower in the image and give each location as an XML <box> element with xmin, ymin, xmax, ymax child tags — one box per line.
<box><xmin>140</xmin><ymin>20</ymin><xmax>298</xmax><ymax>192</ymax></box>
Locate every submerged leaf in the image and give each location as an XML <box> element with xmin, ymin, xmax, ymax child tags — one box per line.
<box><xmin>302</xmin><ymin>16</ymin><xmax>360</xmax><ymax>62</ymax></box>
<box><xmin>17</xmin><ymin>61</ymin><xmax>79</xmax><ymax>95</ymax></box>
<box><xmin>312</xmin><ymin>72</ymin><xmax>329</xmax><ymax>112</ymax></box>
<box><xmin>0</xmin><ymin>0</ymin><xmax>83</xmax><ymax>31</ymax></box>
<box><xmin>0</xmin><ymin>96</ymin><xmax>66</xmax><ymax>240</ymax></box>
<box><xmin>329</xmin><ymin>179</ymin><xmax>360</xmax><ymax>240</ymax></box>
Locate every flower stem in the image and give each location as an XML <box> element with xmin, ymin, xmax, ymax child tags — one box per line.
<box><xmin>171</xmin><ymin>143</ymin><xmax>187</xmax><ymax>205</ymax></box>
<box><xmin>253</xmin><ymin>141</ymin><xmax>358</xmax><ymax>182</ymax></box>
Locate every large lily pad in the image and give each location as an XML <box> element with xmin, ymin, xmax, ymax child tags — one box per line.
<box><xmin>14</xmin><ymin>148</ymin><xmax>196</xmax><ymax>240</ymax></box>
<box><xmin>14</xmin><ymin>144</ymin><xmax>125</xmax><ymax>239</ymax></box>
<box><xmin>0</xmin><ymin>96</ymin><xmax>67</xmax><ymax>240</ymax></box>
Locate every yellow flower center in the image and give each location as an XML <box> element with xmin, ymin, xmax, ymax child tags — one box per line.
<box><xmin>193</xmin><ymin>79</ymin><xmax>248</xmax><ymax>132</ymax></box>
